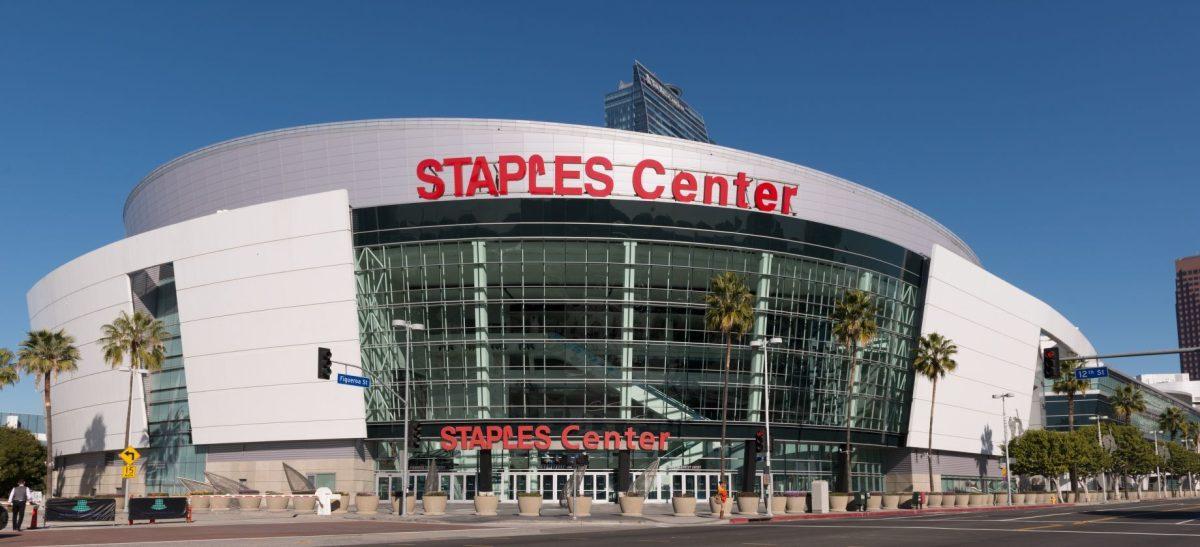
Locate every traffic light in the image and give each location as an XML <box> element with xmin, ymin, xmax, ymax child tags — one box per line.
<box><xmin>408</xmin><ymin>421</ymin><xmax>422</xmax><ymax>450</ymax></box>
<box><xmin>1042</xmin><ymin>347</ymin><xmax>1059</xmax><ymax>379</ymax></box>
<box><xmin>317</xmin><ymin>347</ymin><xmax>333</xmax><ymax>380</ymax></box>
<box><xmin>754</xmin><ymin>429</ymin><xmax>765</xmax><ymax>453</ymax></box>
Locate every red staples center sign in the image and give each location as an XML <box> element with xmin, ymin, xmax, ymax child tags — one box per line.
<box><xmin>440</xmin><ymin>424</ymin><xmax>670</xmax><ymax>452</ymax></box>
<box><xmin>415</xmin><ymin>154</ymin><xmax>798</xmax><ymax>214</ymax></box>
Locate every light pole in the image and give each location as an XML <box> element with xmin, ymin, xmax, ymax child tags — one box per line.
<box><xmin>992</xmin><ymin>393</ymin><xmax>1015</xmax><ymax>506</ymax></box>
<box><xmin>750</xmin><ymin>336</ymin><xmax>783</xmax><ymax>517</ymax></box>
<box><xmin>393</xmin><ymin>319</ymin><xmax>425</xmax><ymax>516</ymax></box>
<box><xmin>1154</xmin><ymin>430</ymin><xmax>1164</xmax><ymax>493</ymax></box>
<box><xmin>1089</xmin><ymin>415</ymin><xmax>1109</xmax><ymax>501</ymax></box>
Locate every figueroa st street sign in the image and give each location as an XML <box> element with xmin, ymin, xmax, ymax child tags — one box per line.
<box><xmin>415</xmin><ymin>154</ymin><xmax>799</xmax><ymax>215</ymax></box>
<box><xmin>440</xmin><ymin>424</ymin><xmax>671</xmax><ymax>452</ymax></box>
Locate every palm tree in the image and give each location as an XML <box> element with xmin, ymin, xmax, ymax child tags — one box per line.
<box><xmin>100</xmin><ymin>310</ymin><xmax>168</xmax><ymax>502</ymax></box>
<box><xmin>704</xmin><ymin>271</ymin><xmax>754</xmax><ymax>516</ymax></box>
<box><xmin>1051</xmin><ymin>359</ymin><xmax>1090</xmax><ymax>431</ymax></box>
<box><xmin>1110</xmin><ymin>384</ymin><xmax>1146</xmax><ymax>425</ymax></box>
<box><xmin>830</xmin><ymin>288</ymin><xmax>879</xmax><ymax>493</ymax></box>
<box><xmin>0</xmin><ymin>348</ymin><xmax>18</xmax><ymax>389</ymax></box>
<box><xmin>16</xmin><ymin>330</ymin><xmax>81</xmax><ymax>496</ymax></box>
<box><xmin>913</xmin><ymin>333</ymin><xmax>957</xmax><ymax>493</ymax></box>
<box><xmin>1158</xmin><ymin>407</ymin><xmax>1186</xmax><ymax>442</ymax></box>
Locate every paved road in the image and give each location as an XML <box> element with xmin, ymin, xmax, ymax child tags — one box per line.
<box><xmin>0</xmin><ymin>520</ymin><xmax>485</xmax><ymax>546</ymax></box>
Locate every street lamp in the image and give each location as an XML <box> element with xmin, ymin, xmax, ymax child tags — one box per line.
<box><xmin>992</xmin><ymin>393</ymin><xmax>1015</xmax><ymax>506</ymax></box>
<box><xmin>1089</xmin><ymin>415</ymin><xmax>1110</xmax><ymax>501</ymax></box>
<box><xmin>750</xmin><ymin>336</ymin><xmax>783</xmax><ymax>517</ymax></box>
<box><xmin>1154</xmin><ymin>430</ymin><xmax>1165</xmax><ymax>493</ymax></box>
<box><xmin>392</xmin><ymin>319</ymin><xmax>425</xmax><ymax>516</ymax></box>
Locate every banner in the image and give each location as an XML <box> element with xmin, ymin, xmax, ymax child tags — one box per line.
<box><xmin>129</xmin><ymin>497</ymin><xmax>189</xmax><ymax>520</ymax></box>
<box><xmin>45</xmin><ymin>497</ymin><xmax>117</xmax><ymax>521</ymax></box>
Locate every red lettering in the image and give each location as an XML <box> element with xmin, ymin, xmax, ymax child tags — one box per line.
<box><xmin>638</xmin><ymin>431</ymin><xmax>657</xmax><ymax>451</ymax></box>
<box><xmin>781</xmin><ymin>185</ymin><xmax>798</xmax><ymax>214</ymax></box>
<box><xmin>466</xmin><ymin>156</ymin><xmax>499</xmax><ymax>197</ymax></box>
<box><xmin>584</xmin><ymin>156</ymin><xmax>614</xmax><ymax>197</ymax></box>
<box><xmin>554</xmin><ymin>155</ymin><xmax>583</xmax><ymax>196</ymax></box>
<box><xmin>624</xmin><ymin>427</ymin><xmax>637</xmax><ymax>450</ymax></box>
<box><xmin>527</xmin><ymin>155</ymin><xmax>552</xmax><ymax>195</ymax></box>
<box><xmin>671</xmin><ymin>172</ymin><xmax>698</xmax><ymax>203</ymax></box>
<box><xmin>501</xmin><ymin>425</ymin><xmax>516</xmax><ymax>450</ymax></box>
<box><xmin>468</xmin><ymin>426</ymin><xmax>487</xmax><ymax>450</ymax></box>
<box><xmin>456</xmin><ymin>425</ymin><xmax>472</xmax><ymax>449</ymax></box>
<box><xmin>733</xmin><ymin>172</ymin><xmax>751</xmax><ymax>208</ymax></box>
<box><xmin>658</xmin><ymin>432</ymin><xmax>671</xmax><ymax>450</ymax></box>
<box><xmin>440</xmin><ymin>425</ymin><xmax>458</xmax><ymax>450</ymax></box>
<box><xmin>561</xmin><ymin>425</ymin><xmax>581</xmax><ymax>450</ymax></box>
<box><xmin>416</xmin><ymin>159</ymin><xmax>445</xmax><ymax>200</ymax></box>
<box><xmin>533</xmin><ymin>425</ymin><xmax>552</xmax><ymax>450</ymax></box>
<box><xmin>497</xmin><ymin>155</ymin><xmax>526</xmax><ymax>195</ymax></box>
<box><xmin>583</xmin><ymin>431</ymin><xmax>601</xmax><ymax>450</ymax></box>
<box><xmin>753</xmin><ymin>182</ymin><xmax>779</xmax><ymax>212</ymax></box>
<box><xmin>604</xmin><ymin>431</ymin><xmax>622</xmax><ymax>450</ymax></box>
<box><xmin>703</xmin><ymin>175</ymin><xmax>728</xmax><ymax>205</ymax></box>
<box><xmin>517</xmin><ymin>425</ymin><xmax>533</xmax><ymax>450</ymax></box>
<box><xmin>632</xmin><ymin>159</ymin><xmax>665</xmax><ymax>199</ymax></box>
<box><xmin>443</xmin><ymin>157</ymin><xmax>471</xmax><ymax>197</ymax></box>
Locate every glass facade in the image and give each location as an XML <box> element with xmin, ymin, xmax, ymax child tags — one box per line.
<box><xmin>354</xmin><ymin>198</ymin><xmax>926</xmax><ymax>492</ymax></box>
<box><xmin>130</xmin><ymin>263</ymin><xmax>206</xmax><ymax>494</ymax></box>
<box><xmin>604</xmin><ymin>61</ymin><xmax>713</xmax><ymax>143</ymax></box>
<box><xmin>1043</xmin><ymin>367</ymin><xmax>1200</xmax><ymax>437</ymax></box>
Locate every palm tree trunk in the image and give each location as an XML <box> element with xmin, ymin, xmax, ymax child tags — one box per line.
<box><xmin>1068</xmin><ymin>393</ymin><xmax>1074</xmax><ymax>431</ymax></box>
<box><xmin>718</xmin><ymin>334</ymin><xmax>732</xmax><ymax>517</ymax></box>
<box><xmin>843</xmin><ymin>344</ymin><xmax>857</xmax><ymax>493</ymax></box>
<box><xmin>927</xmin><ymin>378</ymin><xmax>937</xmax><ymax>493</ymax></box>
<box><xmin>122</xmin><ymin>366</ymin><xmax>135</xmax><ymax>503</ymax></box>
<box><xmin>43</xmin><ymin>372</ymin><xmax>54</xmax><ymax>497</ymax></box>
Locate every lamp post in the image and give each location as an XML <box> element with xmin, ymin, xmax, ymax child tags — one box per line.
<box><xmin>750</xmin><ymin>336</ymin><xmax>783</xmax><ymax>517</ymax></box>
<box><xmin>991</xmin><ymin>393</ymin><xmax>1015</xmax><ymax>506</ymax></box>
<box><xmin>393</xmin><ymin>319</ymin><xmax>425</xmax><ymax>516</ymax></box>
<box><xmin>1154</xmin><ymin>430</ymin><xmax>1164</xmax><ymax>493</ymax></box>
<box><xmin>1089</xmin><ymin>415</ymin><xmax>1109</xmax><ymax>501</ymax></box>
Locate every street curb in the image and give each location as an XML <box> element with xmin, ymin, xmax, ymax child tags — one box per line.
<box><xmin>729</xmin><ymin>503</ymin><xmax>1075</xmax><ymax>524</ymax></box>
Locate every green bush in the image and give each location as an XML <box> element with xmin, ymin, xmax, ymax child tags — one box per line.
<box><xmin>516</xmin><ymin>492</ymin><xmax>543</xmax><ymax>498</ymax></box>
<box><xmin>0</xmin><ymin>428</ymin><xmax>47</xmax><ymax>493</ymax></box>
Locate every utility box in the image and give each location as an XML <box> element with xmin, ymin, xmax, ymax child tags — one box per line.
<box><xmin>811</xmin><ymin>480</ymin><xmax>830</xmax><ymax>514</ymax></box>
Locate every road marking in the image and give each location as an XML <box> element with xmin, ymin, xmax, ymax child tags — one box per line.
<box><xmin>759</xmin><ymin>523</ymin><xmax>1200</xmax><ymax>537</ymax></box>
<box><xmin>1074</xmin><ymin>516</ymin><xmax>1118</xmax><ymax>525</ymax></box>
<box><xmin>1002</xmin><ymin>511</ymin><xmax>1079</xmax><ymax>521</ymax></box>
<box><xmin>1178</xmin><ymin>519</ymin><xmax>1195</xmax><ymax>525</ymax></box>
<box><xmin>1019</xmin><ymin>523</ymin><xmax>1064</xmax><ymax>531</ymax></box>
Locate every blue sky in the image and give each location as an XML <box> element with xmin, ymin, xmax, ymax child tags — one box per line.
<box><xmin>1</xmin><ymin>1</ymin><xmax>1198</xmax><ymax>413</ymax></box>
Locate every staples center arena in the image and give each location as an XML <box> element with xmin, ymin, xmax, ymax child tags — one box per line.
<box><xmin>30</xmin><ymin>118</ymin><xmax>1102</xmax><ymax>501</ymax></box>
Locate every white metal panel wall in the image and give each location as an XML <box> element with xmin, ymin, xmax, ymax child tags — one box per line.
<box><xmin>26</xmin><ymin>190</ymin><xmax>365</xmax><ymax>457</ymax></box>
<box><xmin>907</xmin><ymin>245</ymin><xmax>1097</xmax><ymax>455</ymax></box>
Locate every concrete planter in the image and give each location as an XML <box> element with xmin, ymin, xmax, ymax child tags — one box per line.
<box><xmin>331</xmin><ymin>494</ymin><xmax>349</xmax><ymax>512</ymax></box>
<box><xmin>210</xmin><ymin>496</ymin><xmax>231</xmax><ymax>510</ymax></box>
<box><xmin>619</xmin><ymin>494</ymin><xmax>645</xmax><ymax>516</ymax></box>
<box><xmin>265</xmin><ymin>495</ymin><xmax>290</xmax><ymax>511</ymax></box>
<box><xmin>474</xmin><ymin>492</ymin><xmax>499</xmax><ymax>516</ymax></box>
<box><xmin>954</xmin><ymin>493</ymin><xmax>970</xmax><ymax>507</ymax></box>
<box><xmin>829</xmin><ymin>493</ymin><xmax>850</xmax><ymax>512</ymax></box>
<box><xmin>993</xmin><ymin>493</ymin><xmax>1007</xmax><ymax>506</ymax></box>
<box><xmin>570</xmin><ymin>496</ymin><xmax>592</xmax><ymax>517</ymax></box>
<box><xmin>238</xmin><ymin>496</ymin><xmax>262</xmax><ymax>511</ymax></box>
<box><xmin>940</xmin><ymin>493</ymin><xmax>956</xmax><ymax>507</ymax></box>
<box><xmin>423</xmin><ymin>494</ymin><xmax>448</xmax><ymax>515</ymax></box>
<box><xmin>866</xmin><ymin>495</ymin><xmax>882</xmax><ymax>511</ymax></box>
<box><xmin>968</xmin><ymin>493</ymin><xmax>987</xmax><ymax>506</ymax></box>
<box><xmin>770</xmin><ymin>495</ymin><xmax>788</xmax><ymax>514</ymax></box>
<box><xmin>393</xmin><ymin>495</ymin><xmax>416</xmax><ymax>515</ymax></box>
<box><xmin>293</xmin><ymin>496</ymin><xmax>316</xmax><ymax>512</ymax></box>
<box><xmin>517</xmin><ymin>494</ymin><xmax>543</xmax><ymax>516</ymax></box>
<box><xmin>709</xmin><ymin>496</ymin><xmax>733</xmax><ymax>516</ymax></box>
<box><xmin>1011</xmin><ymin>493</ymin><xmax>1024</xmax><ymax>505</ymax></box>
<box><xmin>786</xmin><ymin>493</ymin><xmax>807</xmax><ymax>513</ymax></box>
<box><xmin>736</xmin><ymin>494</ymin><xmax>759</xmax><ymax>515</ymax></box>
<box><xmin>926</xmin><ymin>493</ymin><xmax>943</xmax><ymax>507</ymax></box>
<box><xmin>881</xmin><ymin>494</ymin><xmax>901</xmax><ymax>510</ymax></box>
<box><xmin>672</xmin><ymin>495</ymin><xmax>696</xmax><ymax>516</ymax></box>
<box><xmin>189</xmin><ymin>495</ymin><xmax>210</xmax><ymax>510</ymax></box>
<box><xmin>355</xmin><ymin>494</ymin><xmax>379</xmax><ymax>513</ymax></box>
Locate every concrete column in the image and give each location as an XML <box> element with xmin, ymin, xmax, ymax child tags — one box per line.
<box><xmin>472</xmin><ymin>241</ymin><xmax>491</xmax><ymax>418</ymax></box>
<box><xmin>620</xmin><ymin>242</ymin><xmax>637</xmax><ymax>420</ymax></box>
<box><xmin>748</xmin><ymin>252</ymin><xmax>773</xmax><ymax>422</ymax></box>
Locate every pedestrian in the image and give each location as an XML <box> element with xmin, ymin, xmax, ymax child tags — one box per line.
<box><xmin>7</xmin><ymin>479</ymin><xmax>30</xmax><ymax>532</ymax></box>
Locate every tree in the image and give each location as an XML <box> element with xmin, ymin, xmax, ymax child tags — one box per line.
<box><xmin>1063</xmin><ymin>428</ymin><xmax>1109</xmax><ymax>492</ymax></box>
<box><xmin>913</xmin><ymin>333</ymin><xmax>957</xmax><ymax>493</ymax></box>
<box><xmin>1164</xmin><ymin>442</ymin><xmax>1199</xmax><ymax>492</ymax></box>
<box><xmin>1051</xmin><ymin>360</ymin><xmax>1090</xmax><ymax>432</ymax></box>
<box><xmin>1108</xmin><ymin>424</ymin><xmax>1158</xmax><ymax>493</ymax></box>
<box><xmin>1008</xmin><ymin>429</ymin><xmax>1067</xmax><ymax>492</ymax></box>
<box><xmin>0</xmin><ymin>427</ymin><xmax>47</xmax><ymax>494</ymax></box>
<box><xmin>100</xmin><ymin>310</ymin><xmax>168</xmax><ymax>502</ymax></box>
<box><xmin>16</xmin><ymin>329</ymin><xmax>80</xmax><ymax>498</ymax></box>
<box><xmin>704</xmin><ymin>272</ymin><xmax>754</xmax><ymax>516</ymax></box>
<box><xmin>0</xmin><ymin>348</ymin><xmax>17</xmax><ymax>389</ymax></box>
<box><xmin>1158</xmin><ymin>407</ymin><xmax>1186</xmax><ymax>442</ymax></box>
<box><xmin>830</xmin><ymin>288</ymin><xmax>879</xmax><ymax>493</ymax></box>
<box><xmin>1109</xmin><ymin>384</ymin><xmax>1146</xmax><ymax>425</ymax></box>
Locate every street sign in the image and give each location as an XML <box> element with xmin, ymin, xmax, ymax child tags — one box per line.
<box><xmin>1075</xmin><ymin>367</ymin><xmax>1109</xmax><ymax>380</ymax></box>
<box><xmin>119</xmin><ymin>446</ymin><xmax>141</xmax><ymax>465</ymax></box>
<box><xmin>121</xmin><ymin>464</ymin><xmax>137</xmax><ymax>479</ymax></box>
<box><xmin>336</xmin><ymin>373</ymin><xmax>371</xmax><ymax>388</ymax></box>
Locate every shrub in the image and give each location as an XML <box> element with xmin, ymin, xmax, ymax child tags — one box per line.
<box><xmin>356</xmin><ymin>491</ymin><xmax>376</xmax><ymax>496</ymax></box>
<box><xmin>737</xmin><ymin>491</ymin><xmax>759</xmax><ymax>497</ymax></box>
<box><xmin>423</xmin><ymin>491</ymin><xmax>448</xmax><ymax>497</ymax></box>
<box><xmin>516</xmin><ymin>492</ymin><xmax>543</xmax><ymax>498</ymax></box>
<box><xmin>784</xmin><ymin>491</ymin><xmax>805</xmax><ymax>498</ymax></box>
<box><xmin>673</xmin><ymin>492</ymin><xmax>695</xmax><ymax>498</ymax></box>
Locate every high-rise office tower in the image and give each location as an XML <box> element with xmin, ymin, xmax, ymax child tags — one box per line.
<box><xmin>604</xmin><ymin>61</ymin><xmax>713</xmax><ymax>143</ymax></box>
<box><xmin>1178</xmin><ymin>255</ymin><xmax>1200</xmax><ymax>376</ymax></box>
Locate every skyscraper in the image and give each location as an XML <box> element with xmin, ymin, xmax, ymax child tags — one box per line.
<box><xmin>604</xmin><ymin>61</ymin><xmax>713</xmax><ymax>143</ymax></box>
<box><xmin>1177</xmin><ymin>255</ymin><xmax>1200</xmax><ymax>376</ymax></box>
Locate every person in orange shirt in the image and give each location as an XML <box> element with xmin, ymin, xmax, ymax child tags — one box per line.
<box><xmin>716</xmin><ymin>481</ymin><xmax>729</xmax><ymax>518</ymax></box>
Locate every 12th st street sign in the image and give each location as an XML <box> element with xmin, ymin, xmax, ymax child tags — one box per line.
<box><xmin>1075</xmin><ymin>367</ymin><xmax>1109</xmax><ymax>380</ymax></box>
<box><xmin>336</xmin><ymin>373</ymin><xmax>370</xmax><ymax>388</ymax></box>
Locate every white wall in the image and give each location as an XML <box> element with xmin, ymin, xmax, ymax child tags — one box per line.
<box><xmin>907</xmin><ymin>244</ymin><xmax>1097</xmax><ymax>455</ymax></box>
<box><xmin>27</xmin><ymin>190</ymin><xmax>366</xmax><ymax>456</ymax></box>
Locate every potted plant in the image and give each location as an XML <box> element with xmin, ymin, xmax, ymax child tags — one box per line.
<box><xmin>954</xmin><ymin>492</ymin><xmax>970</xmax><ymax>507</ymax></box>
<box><xmin>517</xmin><ymin>491</ymin><xmax>542</xmax><ymax>516</ymax></box>
<box><xmin>829</xmin><ymin>492</ymin><xmax>851</xmax><ymax>512</ymax></box>
<box><xmin>355</xmin><ymin>491</ymin><xmax>379</xmax><ymax>513</ymax></box>
<box><xmin>293</xmin><ymin>491</ymin><xmax>317</xmax><ymax>511</ymax></box>
<box><xmin>422</xmin><ymin>491</ymin><xmax>448</xmax><ymax>515</ymax></box>
<box><xmin>569</xmin><ymin>494</ymin><xmax>592</xmax><ymax>517</ymax></box>
<box><xmin>785</xmin><ymin>491</ymin><xmax>806</xmax><ymax>513</ymax></box>
<box><xmin>188</xmin><ymin>490</ymin><xmax>212</xmax><ymax>511</ymax></box>
<box><xmin>925</xmin><ymin>492</ymin><xmax>942</xmax><ymax>508</ymax></box>
<box><xmin>736</xmin><ymin>491</ymin><xmax>759</xmax><ymax>515</ymax></box>
<box><xmin>474</xmin><ymin>491</ymin><xmax>499</xmax><ymax>516</ymax></box>
<box><xmin>238</xmin><ymin>494</ymin><xmax>262</xmax><ymax>511</ymax></box>
<box><xmin>865</xmin><ymin>492</ymin><xmax>883</xmax><ymax>511</ymax></box>
<box><xmin>671</xmin><ymin>492</ymin><xmax>696</xmax><ymax>516</ymax></box>
<box><xmin>993</xmin><ymin>492</ymin><xmax>1007</xmax><ymax>505</ymax></box>
<box><xmin>392</xmin><ymin>491</ymin><xmax>416</xmax><ymax>515</ymax></box>
<box><xmin>708</xmin><ymin>493</ymin><xmax>733</xmax><ymax>516</ymax></box>
<box><xmin>770</xmin><ymin>492</ymin><xmax>788</xmax><ymax>514</ymax></box>
<box><xmin>881</xmin><ymin>492</ymin><xmax>901</xmax><ymax>510</ymax></box>
<box><xmin>265</xmin><ymin>491</ymin><xmax>290</xmax><ymax>511</ymax></box>
<box><xmin>942</xmin><ymin>492</ymin><xmax>957</xmax><ymax>507</ymax></box>
<box><xmin>332</xmin><ymin>491</ymin><xmax>349</xmax><ymax>512</ymax></box>
<box><xmin>619</xmin><ymin>491</ymin><xmax>645</xmax><ymax>516</ymax></box>
<box><xmin>969</xmin><ymin>492</ymin><xmax>987</xmax><ymax>506</ymax></box>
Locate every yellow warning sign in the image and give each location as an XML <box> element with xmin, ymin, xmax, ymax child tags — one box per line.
<box><xmin>121</xmin><ymin>464</ymin><xmax>138</xmax><ymax>479</ymax></box>
<box><xmin>119</xmin><ymin>446</ymin><xmax>141</xmax><ymax>465</ymax></box>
